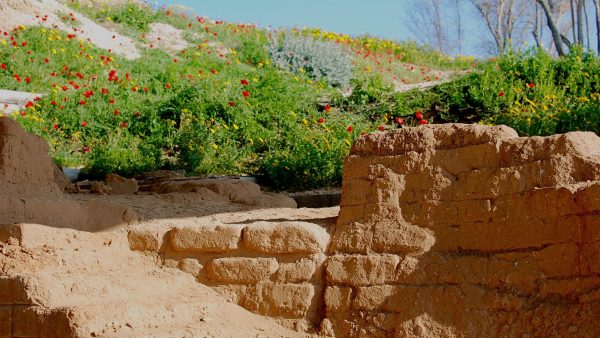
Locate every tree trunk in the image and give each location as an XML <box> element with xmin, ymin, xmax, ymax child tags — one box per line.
<box><xmin>584</xmin><ymin>0</ymin><xmax>591</xmax><ymax>49</ymax></box>
<box><xmin>536</xmin><ymin>0</ymin><xmax>569</xmax><ymax>55</ymax></box>
<box><xmin>577</xmin><ymin>0</ymin><xmax>585</xmax><ymax>44</ymax></box>
<box><xmin>594</xmin><ymin>0</ymin><xmax>600</xmax><ymax>53</ymax></box>
<box><xmin>533</xmin><ymin>4</ymin><xmax>544</xmax><ymax>48</ymax></box>
<box><xmin>455</xmin><ymin>0</ymin><xmax>463</xmax><ymax>54</ymax></box>
<box><xmin>570</xmin><ymin>0</ymin><xmax>578</xmax><ymax>42</ymax></box>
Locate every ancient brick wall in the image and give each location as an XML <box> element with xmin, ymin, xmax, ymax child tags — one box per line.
<box><xmin>128</xmin><ymin>220</ymin><xmax>332</xmax><ymax>332</ymax></box>
<box><xmin>325</xmin><ymin>124</ymin><xmax>600</xmax><ymax>337</ymax></box>
<box><xmin>130</xmin><ymin>124</ymin><xmax>600</xmax><ymax>337</ymax></box>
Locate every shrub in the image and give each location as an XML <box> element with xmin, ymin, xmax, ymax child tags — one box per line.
<box><xmin>257</xmin><ymin>119</ymin><xmax>359</xmax><ymax>191</ymax></box>
<box><xmin>268</xmin><ymin>32</ymin><xmax>352</xmax><ymax>87</ymax></box>
<box><xmin>394</xmin><ymin>48</ymin><xmax>600</xmax><ymax>136</ymax></box>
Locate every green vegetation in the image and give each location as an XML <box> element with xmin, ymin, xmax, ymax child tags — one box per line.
<box><xmin>393</xmin><ymin>47</ymin><xmax>600</xmax><ymax>136</ymax></box>
<box><xmin>0</xmin><ymin>1</ymin><xmax>598</xmax><ymax>191</ymax></box>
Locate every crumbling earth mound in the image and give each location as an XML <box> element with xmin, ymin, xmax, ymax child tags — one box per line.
<box><xmin>0</xmin><ymin>117</ymin><xmax>137</xmax><ymax>230</ymax></box>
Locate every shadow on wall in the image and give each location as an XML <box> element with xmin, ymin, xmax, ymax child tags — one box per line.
<box><xmin>0</xmin><ymin>197</ymin><xmax>138</xmax><ymax>232</ymax></box>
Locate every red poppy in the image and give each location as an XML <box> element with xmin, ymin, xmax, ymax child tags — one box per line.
<box><xmin>109</xmin><ymin>98</ymin><xmax>115</xmax><ymax>104</ymax></box>
<box><xmin>84</xmin><ymin>90</ymin><xmax>94</xmax><ymax>98</ymax></box>
<box><xmin>51</xmin><ymin>100</ymin><xmax>57</xmax><ymax>105</ymax></box>
<box><xmin>396</xmin><ymin>117</ymin><xmax>405</xmax><ymax>125</ymax></box>
<box><xmin>324</xmin><ymin>104</ymin><xmax>331</xmax><ymax>112</ymax></box>
<box><xmin>242</xmin><ymin>90</ymin><xmax>250</xmax><ymax>97</ymax></box>
<box><xmin>113</xmin><ymin>109</ymin><xmax>119</xmax><ymax>115</ymax></box>
<box><xmin>51</xmin><ymin>72</ymin><xmax>57</xmax><ymax>77</ymax></box>
<box><xmin>317</xmin><ymin>117</ymin><xmax>325</xmax><ymax>123</ymax></box>
<box><xmin>120</xmin><ymin>122</ymin><xmax>127</xmax><ymax>128</ymax></box>
<box><xmin>53</xmin><ymin>124</ymin><xmax>59</xmax><ymax>130</ymax></box>
<box><xmin>378</xmin><ymin>125</ymin><xmax>385</xmax><ymax>131</ymax></box>
<box><xmin>347</xmin><ymin>125</ymin><xmax>353</xmax><ymax>132</ymax></box>
<box><xmin>360</xmin><ymin>131</ymin><xmax>367</xmax><ymax>136</ymax></box>
<box><xmin>211</xmin><ymin>69</ymin><xmax>218</xmax><ymax>75</ymax></box>
<box><xmin>415</xmin><ymin>111</ymin><xmax>423</xmax><ymax>120</ymax></box>
<box><xmin>24</xmin><ymin>101</ymin><xmax>34</xmax><ymax>108</ymax></box>
<box><xmin>108</xmin><ymin>69</ymin><xmax>117</xmax><ymax>82</ymax></box>
<box><xmin>79</xmin><ymin>100</ymin><xmax>87</xmax><ymax>105</ymax></box>
<box><xmin>499</xmin><ymin>91</ymin><xmax>505</xmax><ymax>97</ymax></box>
<box><xmin>528</xmin><ymin>82</ymin><xmax>535</xmax><ymax>89</ymax></box>
<box><xmin>0</xmin><ymin>64</ymin><xmax>6</xmax><ymax>70</ymax></box>
<box><xmin>229</xmin><ymin>101</ymin><xmax>235</xmax><ymax>107</ymax></box>
<box><xmin>82</xmin><ymin>146</ymin><xmax>90</xmax><ymax>153</ymax></box>
<box><xmin>81</xmin><ymin>121</ymin><xmax>88</xmax><ymax>127</ymax></box>
<box><xmin>101</xmin><ymin>88</ymin><xmax>109</xmax><ymax>95</ymax></box>
<box><xmin>165</xmin><ymin>83</ymin><xmax>172</xmax><ymax>89</ymax></box>
<box><xmin>240</xmin><ymin>79</ymin><xmax>249</xmax><ymax>85</ymax></box>
<box><xmin>135</xmin><ymin>111</ymin><xmax>141</xmax><ymax>117</ymax></box>
<box><xmin>13</xmin><ymin>74</ymin><xmax>21</xmax><ymax>82</ymax></box>
<box><xmin>76</xmin><ymin>72</ymin><xmax>84</xmax><ymax>79</ymax></box>
<box><xmin>420</xmin><ymin>119</ymin><xmax>429</xmax><ymax>125</ymax></box>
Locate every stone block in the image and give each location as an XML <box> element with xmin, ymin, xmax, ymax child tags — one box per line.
<box><xmin>244</xmin><ymin>221</ymin><xmax>329</xmax><ymax>254</ymax></box>
<box><xmin>326</xmin><ymin>254</ymin><xmax>399</xmax><ymax>286</ymax></box>
<box><xmin>243</xmin><ymin>283</ymin><xmax>316</xmax><ymax>318</ymax></box>
<box><xmin>169</xmin><ymin>224</ymin><xmax>243</xmax><ymax>252</ymax></box>
<box><xmin>275</xmin><ymin>259</ymin><xmax>317</xmax><ymax>283</ymax></box>
<box><xmin>177</xmin><ymin>258</ymin><xmax>203</xmax><ymax>278</ymax></box>
<box><xmin>206</xmin><ymin>257</ymin><xmax>278</xmax><ymax>284</ymax></box>
<box><xmin>324</xmin><ymin>286</ymin><xmax>353</xmax><ymax>314</ymax></box>
<box><xmin>127</xmin><ymin>229</ymin><xmax>162</xmax><ymax>252</ymax></box>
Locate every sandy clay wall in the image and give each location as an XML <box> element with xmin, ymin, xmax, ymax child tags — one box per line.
<box><xmin>130</xmin><ymin>124</ymin><xmax>600</xmax><ymax>337</ymax></box>
<box><xmin>325</xmin><ymin>124</ymin><xmax>600</xmax><ymax>337</ymax></box>
<box><xmin>2</xmin><ymin>120</ymin><xmax>600</xmax><ymax>337</ymax></box>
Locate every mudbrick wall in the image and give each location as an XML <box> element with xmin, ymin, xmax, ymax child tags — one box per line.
<box><xmin>128</xmin><ymin>219</ymin><xmax>332</xmax><ymax>332</ymax></box>
<box><xmin>128</xmin><ymin>123</ymin><xmax>600</xmax><ymax>337</ymax></box>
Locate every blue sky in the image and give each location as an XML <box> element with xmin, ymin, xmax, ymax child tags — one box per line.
<box><xmin>158</xmin><ymin>0</ymin><xmax>416</xmax><ymax>44</ymax></box>
<box><xmin>155</xmin><ymin>0</ymin><xmax>500</xmax><ymax>56</ymax></box>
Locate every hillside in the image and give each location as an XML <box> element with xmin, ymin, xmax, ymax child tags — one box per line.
<box><xmin>0</xmin><ymin>0</ymin><xmax>474</xmax><ymax>191</ymax></box>
<box><xmin>0</xmin><ymin>0</ymin><xmax>598</xmax><ymax>192</ymax></box>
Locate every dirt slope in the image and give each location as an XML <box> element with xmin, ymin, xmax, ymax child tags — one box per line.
<box><xmin>0</xmin><ymin>0</ymin><xmax>140</xmax><ymax>59</ymax></box>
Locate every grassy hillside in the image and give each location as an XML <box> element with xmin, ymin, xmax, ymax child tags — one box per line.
<box><xmin>0</xmin><ymin>1</ymin><xmax>598</xmax><ymax>190</ymax></box>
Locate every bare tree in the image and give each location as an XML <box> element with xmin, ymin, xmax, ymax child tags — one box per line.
<box><xmin>577</xmin><ymin>0</ymin><xmax>585</xmax><ymax>44</ymax></box>
<box><xmin>570</xmin><ymin>0</ymin><xmax>578</xmax><ymax>42</ymax></box>
<box><xmin>536</xmin><ymin>0</ymin><xmax>571</xmax><ymax>55</ymax></box>
<box><xmin>466</xmin><ymin>0</ymin><xmax>535</xmax><ymax>54</ymax></box>
<box><xmin>404</xmin><ymin>0</ymin><xmax>464</xmax><ymax>55</ymax></box>
<box><xmin>594</xmin><ymin>0</ymin><xmax>600</xmax><ymax>52</ymax></box>
<box><xmin>455</xmin><ymin>0</ymin><xmax>464</xmax><ymax>54</ymax></box>
<box><xmin>584</xmin><ymin>0</ymin><xmax>591</xmax><ymax>48</ymax></box>
<box><xmin>533</xmin><ymin>3</ymin><xmax>545</xmax><ymax>47</ymax></box>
